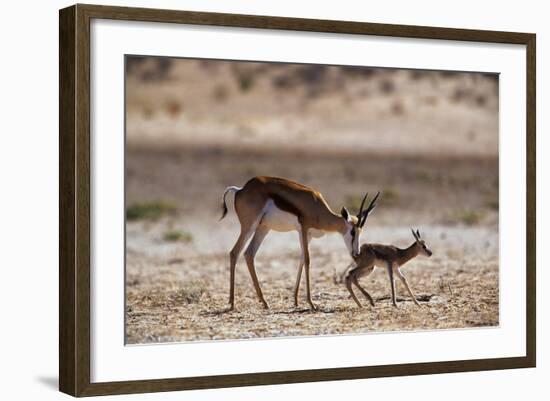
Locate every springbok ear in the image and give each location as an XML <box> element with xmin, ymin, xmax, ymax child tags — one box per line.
<box><xmin>341</xmin><ymin>206</ymin><xmax>350</xmax><ymax>221</ymax></box>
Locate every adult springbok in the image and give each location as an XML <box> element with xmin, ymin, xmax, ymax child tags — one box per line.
<box><xmin>220</xmin><ymin>176</ymin><xmax>379</xmax><ymax>311</ymax></box>
<box><xmin>342</xmin><ymin>229</ymin><xmax>432</xmax><ymax>308</ymax></box>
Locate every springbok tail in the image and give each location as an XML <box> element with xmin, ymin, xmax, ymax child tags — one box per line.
<box><xmin>220</xmin><ymin>186</ymin><xmax>242</xmax><ymax>220</ymax></box>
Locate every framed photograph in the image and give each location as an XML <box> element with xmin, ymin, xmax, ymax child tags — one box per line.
<box><xmin>59</xmin><ymin>4</ymin><xmax>536</xmax><ymax>397</ymax></box>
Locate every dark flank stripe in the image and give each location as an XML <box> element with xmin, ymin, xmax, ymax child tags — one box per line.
<box><xmin>269</xmin><ymin>193</ymin><xmax>303</xmax><ymax>221</ymax></box>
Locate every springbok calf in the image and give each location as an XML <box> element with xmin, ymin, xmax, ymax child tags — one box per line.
<box><xmin>343</xmin><ymin>229</ymin><xmax>432</xmax><ymax>308</ymax></box>
<box><xmin>220</xmin><ymin>176</ymin><xmax>379</xmax><ymax>311</ymax></box>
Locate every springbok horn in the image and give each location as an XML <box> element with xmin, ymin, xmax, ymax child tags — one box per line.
<box><xmin>360</xmin><ymin>191</ymin><xmax>380</xmax><ymax>227</ymax></box>
<box><xmin>357</xmin><ymin>192</ymin><xmax>369</xmax><ymax>219</ymax></box>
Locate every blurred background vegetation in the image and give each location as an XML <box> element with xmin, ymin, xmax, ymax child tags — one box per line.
<box><xmin>125</xmin><ymin>56</ymin><xmax>498</xmax><ymax>231</ymax></box>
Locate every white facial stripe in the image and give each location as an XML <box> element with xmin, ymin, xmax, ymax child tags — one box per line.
<box><xmin>343</xmin><ymin>223</ymin><xmax>360</xmax><ymax>256</ymax></box>
<box><xmin>343</xmin><ymin>230</ymin><xmax>353</xmax><ymax>254</ymax></box>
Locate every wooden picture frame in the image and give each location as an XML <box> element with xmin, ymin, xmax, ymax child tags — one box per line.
<box><xmin>59</xmin><ymin>3</ymin><xmax>536</xmax><ymax>397</ymax></box>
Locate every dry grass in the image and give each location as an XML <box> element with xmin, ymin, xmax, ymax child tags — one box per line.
<box><xmin>126</xmin><ymin>200</ymin><xmax>177</xmax><ymax>221</ymax></box>
<box><xmin>452</xmin><ymin>209</ymin><xmax>486</xmax><ymax>226</ymax></box>
<box><xmin>163</xmin><ymin>230</ymin><xmax>193</xmax><ymax>243</ymax></box>
<box><xmin>126</xmin><ymin>240</ymin><xmax>498</xmax><ymax>343</ymax></box>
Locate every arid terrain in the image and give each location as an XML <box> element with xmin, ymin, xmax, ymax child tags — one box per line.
<box><xmin>125</xmin><ymin>58</ymin><xmax>499</xmax><ymax>344</ymax></box>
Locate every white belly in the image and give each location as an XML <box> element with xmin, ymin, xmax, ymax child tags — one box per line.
<box><xmin>309</xmin><ymin>229</ymin><xmax>325</xmax><ymax>238</ymax></box>
<box><xmin>260</xmin><ymin>200</ymin><xmax>325</xmax><ymax>238</ymax></box>
<box><xmin>260</xmin><ymin>200</ymin><xmax>299</xmax><ymax>232</ymax></box>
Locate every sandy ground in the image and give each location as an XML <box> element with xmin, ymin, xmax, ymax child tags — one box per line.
<box><xmin>126</xmin><ymin>223</ymin><xmax>498</xmax><ymax>344</ymax></box>
<box><xmin>124</xmin><ymin>58</ymin><xmax>499</xmax><ymax>344</ymax></box>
